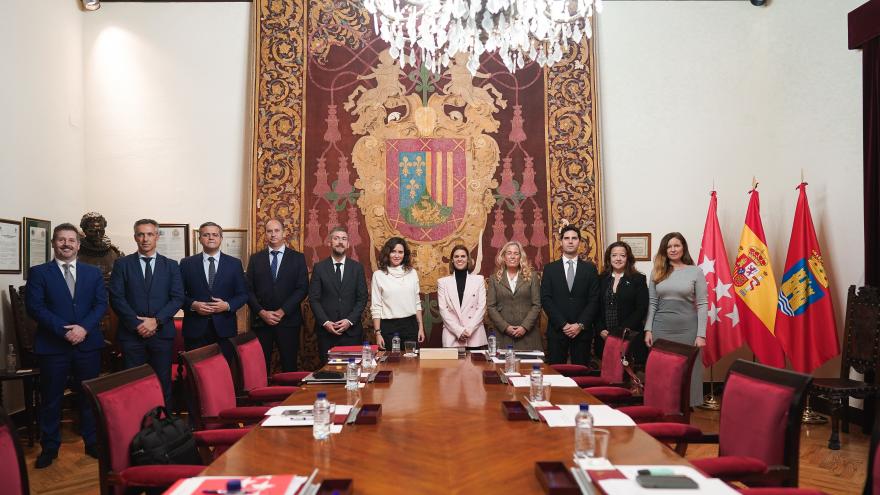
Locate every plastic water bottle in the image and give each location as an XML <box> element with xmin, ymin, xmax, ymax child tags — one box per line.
<box><xmin>574</xmin><ymin>403</ymin><xmax>595</xmax><ymax>459</ymax></box>
<box><xmin>529</xmin><ymin>364</ymin><xmax>544</xmax><ymax>402</ymax></box>
<box><xmin>346</xmin><ymin>358</ymin><xmax>359</xmax><ymax>391</ymax></box>
<box><xmin>361</xmin><ymin>340</ymin><xmax>373</xmax><ymax>372</ymax></box>
<box><xmin>391</xmin><ymin>333</ymin><xmax>401</xmax><ymax>353</ymax></box>
<box><xmin>487</xmin><ymin>331</ymin><xmax>497</xmax><ymax>357</ymax></box>
<box><xmin>312</xmin><ymin>392</ymin><xmax>331</xmax><ymax>440</ymax></box>
<box><xmin>504</xmin><ymin>345</ymin><xmax>517</xmax><ymax>374</ymax></box>
<box><xmin>6</xmin><ymin>344</ymin><xmax>16</xmax><ymax>373</ymax></box>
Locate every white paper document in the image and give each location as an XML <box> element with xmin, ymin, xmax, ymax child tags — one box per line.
<box><xmin>593</xmin><ymin>465</ymin><xmax>740</xmax><ymax>495</ymax></box>
<box><xmin>508</xmin><ymin>375</ymin><xmax>578</xmax><ymax>388</ymax></box>
<box><xmin>265</xmin><ymin>405</ymin><xmax>353</xmax><ymax>417</ymax></box>
<box><xmin>537</xmin><ymin>405</ymin><xmax>635</xmax><ymax>427</ymax></box>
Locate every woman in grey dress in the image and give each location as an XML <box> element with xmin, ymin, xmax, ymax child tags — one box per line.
<box><xmin>644</xmin><ymin>232</ymin><xmax>707</xmax><ymax>407</ymax></box>
<box><xmin>487</xmin><ymin>241</ymin><xmax>543</xmax><ymax>351</ymax></box>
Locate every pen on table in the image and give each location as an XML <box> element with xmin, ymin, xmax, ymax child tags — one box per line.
<box><xmin>296</xmin><ymin>468</ymin><xmax>319</xmax><ymax>495</ymax></box>
<box><xmin>201</xmin><ymin>490</ymin><xmax>253</xmax><ymax>494</ymax></box>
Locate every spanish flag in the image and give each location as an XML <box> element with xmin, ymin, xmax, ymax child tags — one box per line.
<box><xmin>733</xmin><ymin>187</ymin><xmax>786</xmax><ymax>367</ymax></box>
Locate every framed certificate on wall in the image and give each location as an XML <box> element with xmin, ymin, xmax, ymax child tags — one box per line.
<box><xmin>617</xmin><ymin>232</ymin><xmax>652</xmax><ymax>262</ymax></box>
<box><xmin>158</xmin><ymin>223</ymin><xmax>189</xmax><ymax>262</ymax></box>
<box><xmin>23</xmin><ymin>217</ymin><xmax>51</xmax><ymax>279</ymax></box>
<box><xmin>191</xmin><ymin>227</ymin><xmax>249</xmax><ymax>266</ymax></box>
<box><xmin>0</xmin><ymin>218</ymin><xmax>22</xmax><ymax>274</ymax></box>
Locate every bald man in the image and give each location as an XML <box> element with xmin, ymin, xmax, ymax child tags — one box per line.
<box><xmin>246</xmin><ymin>218</ymin><xmax>309</xmax><ymax>371</ymax></box>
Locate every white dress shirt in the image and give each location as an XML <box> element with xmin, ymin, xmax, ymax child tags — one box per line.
<box><xmin>139</xmin><ymin>251</ymin><xmax>157</xmax><ymax>277</ymax></box>
<box><xmin>562</xmin><ymin>255</ymin><xmax>579</xmax><ymax>278</ymax></box>
<box><xmin>55</xmin><ymin>258</ymin><xmax>77</xmax><ymax>281</ymax></box>
<box><xmin>330</xmin><ymin>256</ymin><xmax>346</xmax><ymax>282</ymax></box>
<box><xmin>268</xmin><ymin>245</ymin><xmax>286</xmax><ymax>269</ymax></box>
<box><xmin>202</xmin><ymin>251</ymin><xmax>222</xmax><ymax>283</ymax></box>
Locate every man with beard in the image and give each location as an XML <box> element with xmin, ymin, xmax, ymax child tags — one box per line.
<box><xmin>25</xmin><ymin>223</ymin><xmax>107</xmax><ymax>468</ymax></box>
<box><xmin>246</xmin><ymin>218</ymin><xmax>309</xmax><ymax>371</ymax></box>
<box><xmin>77</xmin><ymin>212</ymin><xmax>123</xmax><ymax>279</ymax></box>
<box><xmin>308</xmin><ymin>226</ymin><xmax>368</xmax><ymax>365</ymax></box>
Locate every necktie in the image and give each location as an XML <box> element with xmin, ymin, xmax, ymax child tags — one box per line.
<box><xmin>63</xmin><ymin>263</ymin><xmax>75</xmax><ymax>298</ymax></box>
<box><xmin>270</xmin><ymin>251</ymin><xmax>280</xmax><ymax>281</ymax></box>
<box><xmin>208</xmin><ymin>256</ymin><xmax>216</xmax><ymax>289</ymax></box>
<box><xmin>335</xmin><ymin>262</ymin><xmax>343</xmax><ymax>283</ymax></box>
<box><xmin>566</xmin><ymin>260</ymin><xmax>575</xmax><ymax>291</ymax></box>
<box><xmin>142</xmin><ymin>257</ymin><xmax>153</xmax><ymax>289</ymax></box>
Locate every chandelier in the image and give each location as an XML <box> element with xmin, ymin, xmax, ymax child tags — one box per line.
<box><xmin>362</xmin><ymin>0</ymin><xmax>602</xmax><ymax>74</ymax></box>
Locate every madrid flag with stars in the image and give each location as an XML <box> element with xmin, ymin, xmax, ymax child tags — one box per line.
<box><xmin>733</xmin><ymin>187</ymin><xmax>786</xmax><ymax>367</ymax></box>
<box><xmin>698</xmin><ymin>191</ymin><xmax>743</xmax><ymax>367</ymax></box>
<box><xmin>775</xmin><ymin>183</ymin><xmax>840</xmax><ymax>373</ymax></box>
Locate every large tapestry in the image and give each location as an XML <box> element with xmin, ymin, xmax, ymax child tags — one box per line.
<box><xmin>251</xmin><ymin>0</ymin><xmax>603</xmax><ymax>369</ymax></box>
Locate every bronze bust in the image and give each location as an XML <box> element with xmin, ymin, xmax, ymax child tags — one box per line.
<box><xmin>78</xmin><ymin>212</ymin><xmax>123</xmax><ymax>279</ymax></box>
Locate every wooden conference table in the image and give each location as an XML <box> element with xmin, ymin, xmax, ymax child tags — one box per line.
<box><xmin>202</xmin><ymin>354</ymin><xmax>689</xmax><ymax>494</ymax></box>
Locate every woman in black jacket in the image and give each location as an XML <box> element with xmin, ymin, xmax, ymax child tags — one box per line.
<box><xmin>594</xmin><ymin>241</ymin><xmax>649</xmax><ymax>365</ymax></box>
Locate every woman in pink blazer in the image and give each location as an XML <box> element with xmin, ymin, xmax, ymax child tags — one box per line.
<box><xmin>437</xmin><ymin>245</ymin><xmax>488</xmax><ymax>349</ymax></box>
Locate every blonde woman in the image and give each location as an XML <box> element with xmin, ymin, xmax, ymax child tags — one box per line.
<box><xmin>486</xmin><ymin>241</ymin><xmax>542</xmax><ymax>350</ymax></box>
<box><xmin>644</xmin><ymin>232</ymin><xmax>707</xmax><ymax>407</ymax></box>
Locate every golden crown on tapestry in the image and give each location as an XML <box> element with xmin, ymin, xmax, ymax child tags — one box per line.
<box><xmin>362</xmin><ymin>0</ymin><xmax>602</xmax><ymax>74</ymax></box>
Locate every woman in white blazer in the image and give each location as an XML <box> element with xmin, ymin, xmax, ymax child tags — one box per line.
<box><xmin>437</xmin><ymin>245</ymin><xmax>488</xmax><ymax>349</ymax></box>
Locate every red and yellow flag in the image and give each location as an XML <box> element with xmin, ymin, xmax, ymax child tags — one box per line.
<box><xmin>775</xmin><ymin>183</ymin><xmax>840</xmax><ymax>373</ymax></box>
<box><xmin>733</xmin><ymin>187</ymin><xmax>786</xmax><ymax>367</ymax></box>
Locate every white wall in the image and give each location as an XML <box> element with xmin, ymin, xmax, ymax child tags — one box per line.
<box><xmin>0</xmin><ymin>0</ymin><xmax>87</xmax><ymax>408</ymax></box>
<box><xmin>597</xmin><ymin>0</ymin><xmax>864</xmax><ymax>377</ymax></box>
<box><xmin>82</xmin><ymin>2</ymin><xmax>253</xmax><ymax>254</ymax></box>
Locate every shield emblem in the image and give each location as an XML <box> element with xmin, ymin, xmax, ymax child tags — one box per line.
<box><xmin>385</xmin><ymin>138</ymin><xmax>467</xmax><ymax>241</ymax></box>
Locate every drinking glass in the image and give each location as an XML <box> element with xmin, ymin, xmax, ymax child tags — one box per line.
<box><xmin>588</xmin><ymin>428</ymin><xmax>610</xmax><ymax>466</ymax></box>
<box><xmin>404</xmin><ymin>341</ymin><xmax>417</xmax><ymax>357</ymax></box>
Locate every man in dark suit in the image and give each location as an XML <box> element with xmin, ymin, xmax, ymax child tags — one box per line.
<box><xmin>540</xmin><ymin>224</ymin><xmax>600</xmax><ymax>366</ymax></box>
<box><xmin>308</xmin><ymin>226</ymin><xmax>368</xmax><ymax>365</ymax></box>
<box><xmin>25</xmin><ymin>223</ymin><xmax>107</xmax><ymax>468</ymax></box>
<box><xmin>179</xmin><ymin>222</ymin><xmax>248</xmax><ymax>363</ymax></box>
<box><xmin>109</xmin><ymin>219</ymin><xmax>184</xmax><ymax>407</ymax></box>
<box><xmin>246</xmin><ymin>218</ymin><xmax>309</xmax><ymax>372</ymax></box>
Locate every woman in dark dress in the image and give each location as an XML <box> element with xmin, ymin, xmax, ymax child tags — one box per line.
<box><xmin>594</xmin><ymin>241</ymin><xmax>649</xmax><ymax>365</ymax></box>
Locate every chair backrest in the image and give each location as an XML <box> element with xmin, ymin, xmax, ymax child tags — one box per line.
<box><xmin>642</xmin><ymin>339</ymin><xmax>699</xmax><ymax>421</ymax></box>
<box><xmin>599</xmin><ymin>334</ymin><xmax>631</xmax><ymax>383</ymax></box>
<box><xmin>841</xmin><ymin>285</ymin><xmax>880</xmax><ymax>380</ymax></box>
<box><xmin>0</xmin><ymin>406</ymin><xmax>29</xmax><ymax>495</ymax></box>
<box><xmin>230</xmin><ymin>332</ymin><xmax>269</xmax><ymax>393</ymax></box>
<box><xmin>8</xmin><ymin>284</ymin><xmax>37</xmax><ymax>368</ymax></box>
<box><xmin>719</xmin><ymin>359</ymin><xmax>812</xmax><ymax>487</ymax></box>
<box><xmin>181</xmin><ymin>344</ymin><xmax>237</xmax><ymax>429</ymax></box>
<box><xmin>82</xmin><ymin>365</ymin><xmax>165</xmax><ymax>495</ymax></box>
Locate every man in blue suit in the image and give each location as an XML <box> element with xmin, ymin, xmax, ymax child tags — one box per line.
<box><xmin>179</xmin><ymin>222</ymin><xmax>248</xmax><ymax>363</ymax></box>
<box><xmin>109</xmin><ymin>219</ymin><xmax>184</xmax><ymax>407</ymax></box>
<box><xmin>25</xmin><ymin>223</ymin><xmax>107</xmax><ymax>468</ymax></box>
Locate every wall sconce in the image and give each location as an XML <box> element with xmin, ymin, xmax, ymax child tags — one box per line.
<box><xmin>82</xmin><ymin>0</ymin><xmax>100</xmax><ymax>11</ymax></box>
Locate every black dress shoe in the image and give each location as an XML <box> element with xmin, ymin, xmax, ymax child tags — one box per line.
<box><xmin>84</xmin><ymin>443</ymin><xmax>99</xmax><ymax>459</ymax></box>
<box><xmin>35</xmin><ymin>449</ymin><xmax>58</xmax><ymax>469</ymax></box>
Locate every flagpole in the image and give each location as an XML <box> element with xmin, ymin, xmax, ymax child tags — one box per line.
<box><xmin>699</xmin><ymin>364</ymin><xmax>721</xmax><ymax>410</ymax></box>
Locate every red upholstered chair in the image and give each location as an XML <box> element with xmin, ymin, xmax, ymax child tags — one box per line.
<box><xmin>180</xmin><ymin>344</ymin><xmax>270</xmax><ymax>430</ymax></box>
<box><xmin>82</xmin><ymin>365</ymin><xmax>249</xmax><ymax>495</ymax></box>
<box><xmin>585</xmin><ymin>339</ymin><xmax>699</xmax><ymax>424</ymax></box>
<box><xmin>0</xmin><ymin>406</ymin><xmax>29</xmax><ymax>495</ymax></box>
<box><xmin>572</xmin><ymin>334</ymin><xmax>631</xmax><ymax>388</ymax></box>
<box><xmin>644</xmin><ymin>360</ymin><xmax>812</xmax><ymax>488</ymax></box>
<box><xmin>550</xmin><ymin>364</ymin><xmax>593</xmax><ymax>377</ymax></box>
<box><xmin>229</xmin><ymin>332</ymin><xmax>300</xmax><ymax>403</ymax></box>
<box><xmin>171</xmin><ymin>318</ymin><xmax>188</xmax><ymax>413</ymax></box>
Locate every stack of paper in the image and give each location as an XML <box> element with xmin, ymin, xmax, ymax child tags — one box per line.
<box><xmin>537</xmin><ymin>405</ymin><xmax>635</xmax><ymax>427</ymax></box>
<box><xmin>590</xmin><ymin>465</ymin><xmax>740</xmax><ymax>495</ymax></box>
<box><xmin>508</xmin><ymin>375</ymin><xmax>579</xmax><ymax>388</ymax></box>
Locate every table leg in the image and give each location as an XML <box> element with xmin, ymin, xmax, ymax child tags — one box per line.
<box><xmin>23</xmin><ymin>376</ymin><xmax>35</xmax><ymax>446</ymax></box>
